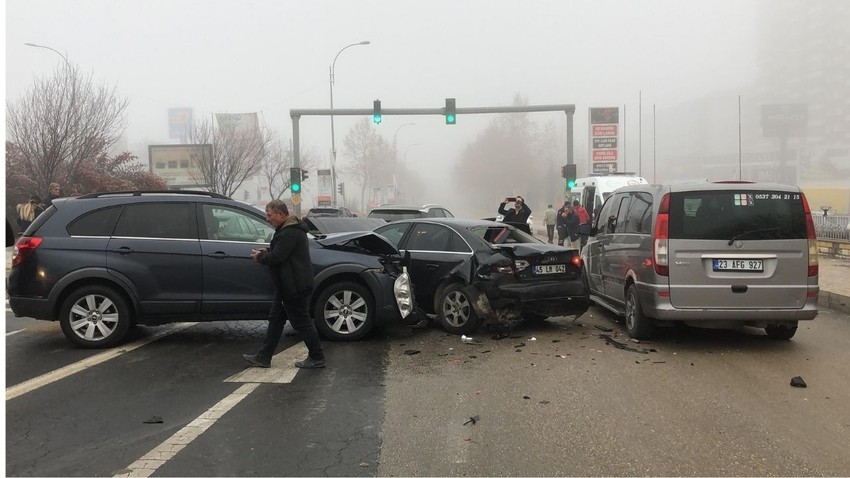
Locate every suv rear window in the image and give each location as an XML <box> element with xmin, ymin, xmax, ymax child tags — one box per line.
<box><xmin>669</xmin><ymin>190</ymin><xmax>806</xmax><ymax>241</ymax></box>
<box><xmin>68</xmin><ymin>206</ymin><xmax>123</xmax><ymax>236</ymax></box>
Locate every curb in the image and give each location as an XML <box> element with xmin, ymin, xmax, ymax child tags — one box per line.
<box><xmin>818</xmin><ymin>291</ymin><xmax>850</xmax><ymax>316</ymax></box>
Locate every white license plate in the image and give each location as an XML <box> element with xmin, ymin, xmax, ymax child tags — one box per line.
<box><xmin>534</xmin><ymin>264</ymin><xmax>566</xmax><ymax>275</ymax></box>
<box><xmin>713</xmin><ymin>259</ymin><xmax>763</xmax><ymax>272</ymax></box>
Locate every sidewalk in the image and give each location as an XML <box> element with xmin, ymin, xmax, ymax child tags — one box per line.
<box><xmin>4</xmin><ymin>247</ymin><xmax>850</xmax><ymax>315</ymax></box>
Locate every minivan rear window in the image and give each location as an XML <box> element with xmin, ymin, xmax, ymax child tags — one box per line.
<box><xmin>669</xmin><ymin>190</ymin><xmax>806</xmax><ymax>240</ymax></box>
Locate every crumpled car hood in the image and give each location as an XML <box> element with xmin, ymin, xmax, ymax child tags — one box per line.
<box><xmin>316</xmin><ymin>231</ymin><xmax>400</xmax><ymax>256</ymax></box>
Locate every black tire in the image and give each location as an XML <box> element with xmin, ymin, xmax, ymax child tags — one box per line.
<box><xmin>437</xmin><ymin>282</ymin><xmax>482</xmax><ymax>335</ymax></box>
<box><xmin>624</xmin><ymin>284</ymin><xmax>654</xmax><ymax>340</ymax></box>
<box><xmin>313</xmin><ymin>281</ymin><xmax>375</xmax><ymax>341</ymax></box>
<box><xmin>765</xmin><ymin>323</ymin><xmax>798</xmax><ymax>340</ymax></box>
<box><xmin>59</xmin><ymin>285</ymin><xmax>132</xmax><ymax>348</ymax></box>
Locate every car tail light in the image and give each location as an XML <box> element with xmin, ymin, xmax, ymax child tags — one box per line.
<box><xmin>652</xmin><ymin>193</ymin><xmax>669</xmax><ymax>276</ymax></box>
<box><xmin>571</xmin><ymin>255</ymin><xmax>581</xmax><ymax>268</ymax></box>
<box><xmin>12</xmin><ymin>236</ymin><xmax>43</xmax><ymax>267</ymax></box>
<box><xmin>800</xmin><ymin>193</ymin><xmax>818</xmax><ymax>277</ymax></box>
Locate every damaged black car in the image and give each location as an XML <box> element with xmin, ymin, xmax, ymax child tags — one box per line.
<box><xmin>373</xmin><ymin>218</ymin><xmax>590</xmax><ymax>334</ymax></box>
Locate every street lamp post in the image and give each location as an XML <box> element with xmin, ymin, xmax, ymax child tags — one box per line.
<box><xmin>330</xmin><ymin>40</ymin><xmax>370</xmax><ymax>205</ymax></box>
<box><xmin>24</xmin><ymin>42</ymin><xmax>71</xmax><ymax>68</ymax></box>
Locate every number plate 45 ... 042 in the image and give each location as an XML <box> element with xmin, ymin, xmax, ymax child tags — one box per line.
<box><xmin>534</xmin><ymin>264</ymin><xmax>566</xmax><ymax>275</ymax></box>
<box><xmin>713</xmin><ymin>259</ymin><xmax>763</xmax><ymax>272</ymax></box>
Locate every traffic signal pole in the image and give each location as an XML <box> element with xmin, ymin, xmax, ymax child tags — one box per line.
<box><xmin>290</xmin><ymin>103</ymin><xmax>577</xmax><ymax>216</ymax></box>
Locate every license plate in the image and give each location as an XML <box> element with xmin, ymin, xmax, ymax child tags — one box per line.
<box><xmin>713</xmin><ymin>259</ymin><xmax>763</xmax><ymax>272</ymax></box>
<box><xmin>534</xmin><ymin>264</ymin><xmax>566</xmax><ymax>275</ymax></box>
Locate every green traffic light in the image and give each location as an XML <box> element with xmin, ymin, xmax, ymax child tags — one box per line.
<box><xmin>446</xmin><ymin>114</ymin><xmax>456</xmax><ymax>124</ymax></box>
<box><xmin>567</xmin><ymin>180</ymin><xmax>576</xmax><ymax>188</ymax></box>
<box><xmin>292</xmin><ymin>183</ymin><xmax>301</xmax><ymax>193</ymax></box>
<box><xmin>373</xmin><ymin>114</ymin><xmax>382</xmax><ymax>124</ymax></box>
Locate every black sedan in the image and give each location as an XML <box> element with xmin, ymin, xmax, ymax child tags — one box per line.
<box><xmin>373</xmin><ymin>218</ymin><xmax>590</xmax><ymax>334</ymax></box>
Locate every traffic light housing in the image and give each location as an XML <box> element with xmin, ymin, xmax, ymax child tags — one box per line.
<box><xmin>562</xmin><ymin>164</ymin><xmax>577</xmax><ymax>189</ymax></box>
<box><xmin>338</xmin><ymin>182</ymin><xmax>345</xmax><ymax>196</ymax></box>
<box><xmin>300</xmin><ymin>169</ymin><xmax>309</xmax><ymax>182</ymax></box>
<box><xmin>290</xmin><ymin>167</ymin><xmax>301</xmax><ymax>193</ymax></box>
<box><xmin>445</xmin><ymin>98</ymin><xmax>456</xmax><ymax>125</ymax></box>
<box><xmin>373</xmin><ymin>100</ymin><xmax>382</xmax><ymax>124</ymax></box>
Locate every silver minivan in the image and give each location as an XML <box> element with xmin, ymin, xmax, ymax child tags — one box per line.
<box><xmin>581</xmin><ymin>181</ymin><xmax>819</xmax><ymax>340</ymax></box>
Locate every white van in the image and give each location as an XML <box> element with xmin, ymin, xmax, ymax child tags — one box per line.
<box><xmin>570</xmin><ymin>173</ymin><xmax>648</xmax><ymax>219</ymax></box>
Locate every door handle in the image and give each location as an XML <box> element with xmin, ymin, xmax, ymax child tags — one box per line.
<box><xmin>426</xmin><ymin>264</ymin><xmax>440</xmax><ymax>271</ymax></box>
<box><xmin>206</xmin><ymin>251</ymin><xmax>229</xmax><ymax>258</ymax></box>
<box><xmin>110</xmin><ymin>247</ymin><xmax>135</xmax><ymax>254</ymax></box>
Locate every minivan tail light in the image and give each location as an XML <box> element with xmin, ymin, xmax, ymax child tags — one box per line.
<box><xmin>12</xmin><ymin>236</ymin><xmax>43</xmax><ymax>267</ymax></box>
<box><xmin>652</xmin><ymin>193</ymin><xmax>670</xmax><ymax>276</ymax></box>
<box><xmin>800</xmin><ymin>193</ymin><xmax>818</xmax><ymax>277</ymax></box>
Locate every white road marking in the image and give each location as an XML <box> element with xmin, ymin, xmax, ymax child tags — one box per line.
<box><xmin>6</xmin><ymin>329</ymin><xmax>24</xmax><ymax>337</ymax></box>
<box><xmin>5</xmin><ymin>323</ymin><xmax>197</xmax><ymax>400</ymax></box>
<box><xmin>224</xmin><ymin>342</ymin><xmax>307</xmax><ymax>384</ymax></box>
<box><xmin>113</xmin><ymin>382</ymin><xmax>260</xmax><ymax>478</ymax></box>
<box><xmin>114</xmin><ymin>344</ymin><xmax>307</xmax><ymax>477</ymax></box>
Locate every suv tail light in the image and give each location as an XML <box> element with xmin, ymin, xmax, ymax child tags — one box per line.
<box><xmin>800</xmin><ymin>193</ymin><xmax>818</xmax><ymax>277</ymax></box>
<box><xmin>13</xmin><ymin>236</ymin><xmax>43</xmax><ymax>267</ymax></box>
<box><xmin>652</xmin><ymin>193</ymin><xmax>670</xmax><ymax>276</ymax></box>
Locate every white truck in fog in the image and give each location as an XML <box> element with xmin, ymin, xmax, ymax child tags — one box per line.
<box><xmin>569</xmin><ymin>173</ymin><xmax>648</xmax><ymax>219</ymax></box>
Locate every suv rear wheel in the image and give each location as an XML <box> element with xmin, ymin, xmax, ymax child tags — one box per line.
<box><xmin>313</xmin><ymin>281</ymin><xmax>375</xmax><ymax>341</ymax></box>
<box><xmin>59</xmin><ymin>285</ymin><xmax>132</xmax><ymax>348</ymax></box>
<box><xmin>625</xmin><ymin>284</ymin><xmax>654</xmax><ymax>340</ymax></box>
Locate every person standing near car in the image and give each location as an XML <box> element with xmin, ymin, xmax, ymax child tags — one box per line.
<box><xmin>543</xmin><ymin>204</ymin><xmax>557</xmax><ymax>243</ymax></box>
<box><xmin>499</xmin><ymin>195</ymin><xmax>532</xmax><ymax>230</ymax></box>
<box><xmin>563</xmin><ymin>205</ymin><xmax>581</xmax><ymax>250</ymax></box>
<box><xmin>16</xmin><ymin>195</ymin><xmax>44</xmax><ymax>232</ymax></box>
<box><xmin>43</xmin><ymin>183</ymin><xmax>61</xmax><ymax>209</ymax></box>
<box><xmin>243</xmin><ymin>199</ymin><xmax>326</xmax><ymax>369</ymax></box>
<box><xmin>573</xmin><ymin>200</ymin><xmax>590</xmax><ymax>248</ymax></box>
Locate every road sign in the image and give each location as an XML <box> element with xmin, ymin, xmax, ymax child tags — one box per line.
<box><xmin>291</xmin><ymin>193</ymin><xmax>302</xmax><ymax>206</ymax></box>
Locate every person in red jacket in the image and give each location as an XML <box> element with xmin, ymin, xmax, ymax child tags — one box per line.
<box><xmin>573</xmin><ymin>200</ymin><xmax>590</xmax><ymax>248</ymax></box>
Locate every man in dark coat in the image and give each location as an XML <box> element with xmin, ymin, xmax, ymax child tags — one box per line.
<box><xmin>243</xmin><ymin>199</ymin><xmax>326</xmax><ymax>369</ymax></box>
<box><xmin>498</xmin><ymin>195</ymin><xmax>532</xmax><ymax>233</ymax></box>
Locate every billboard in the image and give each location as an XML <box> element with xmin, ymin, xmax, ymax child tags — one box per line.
<box><xmin>589</xmin><ymin>107</ymin><xmax>619</xmax><ymax>173</ymax></box>
<box><xmin>317</xmin><ymin>169</ymin><xmax>332</xmax><ymax>206</ymax></box>
<box><xmin>149</xmin><ymin>144</ymin><xmax>212</xmax><ymax>188</ymax></box>
<box><xmin>761</xmin><ymin>104</ymin><xmax>808</xmax><ymax>137</ymax></box>
<box><xmin>215</xmin><ymin>113</ymin><xmax>260</xmax><ymax>136</ymax></box>
<box><xmin>168</xmin><ymin>108</ymin><xmax>193</xmax><ymax>140</ymax></box>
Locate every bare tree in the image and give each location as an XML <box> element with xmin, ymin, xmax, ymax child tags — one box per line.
<box><xmin>259</xmin><ymin>139</ymin><xmax>322</xmax><ymax>200</ymax></box>
<box><xmin>6</xmin><ymin>64</ymin><xmax>129</xmax><ymax>195</ymax></box>
<box><xmin>342</xmin><ymin>118</ymin><xmax>394</xmax><ymax>210</ymax></box>
<box><xmin>183</xmin><ymin>117</ymin><xmax>275</xmax><ymax>197</ymax></box>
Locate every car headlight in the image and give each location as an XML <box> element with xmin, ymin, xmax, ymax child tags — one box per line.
<box><xmin>514</xmin><ymin>259</ymin><xmax>530</xmax><ymax>272</ymax></box>
<box><xmin>393</xmin><ymin>266</ymin><xmax>413</xmax><ymax>318</ymax></box>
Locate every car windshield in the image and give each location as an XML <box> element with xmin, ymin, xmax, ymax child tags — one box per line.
<box><xmin>469</xmin><ymin>225</ymin><xmax>540</xmax><ymax>245</ymax></box>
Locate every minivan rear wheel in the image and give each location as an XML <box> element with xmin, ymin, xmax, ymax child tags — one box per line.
<box><xmin>625</xmin><ymin>284</ymin><xmax>654</xmax><ymax>340</ymax></box>
<box><xmin>765</xmin><ymin>323</ymin><xmax>798</xmax><ymax>340</ymax></box>
<box><xmin>59</xmin><ymin>285</ymin><xmax>132</xmax><ymax>348</ymax></box>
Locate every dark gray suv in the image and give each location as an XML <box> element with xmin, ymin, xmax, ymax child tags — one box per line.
<box><xmin>8</xmin><ymin>191</ymin><xmax>417</xmax><ymax>348</ymax></box>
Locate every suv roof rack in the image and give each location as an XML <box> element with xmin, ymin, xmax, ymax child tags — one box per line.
<box><xmin>77</xmin><ymin>190</ymin><xmax>231</xmax><ymax>200</ymax></box>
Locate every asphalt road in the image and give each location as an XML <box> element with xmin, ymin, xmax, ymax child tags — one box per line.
<box><xmin>5</xmin><ymin>305</ymin><xmax>850</xmax><ymax>476</ymax></box>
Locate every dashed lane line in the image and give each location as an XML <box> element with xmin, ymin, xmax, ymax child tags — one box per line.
<box><xmin>5</xmin><ymin>323</ymin><xmax>197</xmax><ymax>400</ymax></box>
<box><xmin>6</xmin><ymin>329</ymin><xmax>24</xmax><ymax>337</ymax></box>
<box><xmin>113</xmin><ymin>382</ymin><xmax>260</xmax><ymax>478</ymax></box>
<box><xmin>113</xmin><ymin>344</ymin><xmax>306</xmax><ymax>477</ymax></box>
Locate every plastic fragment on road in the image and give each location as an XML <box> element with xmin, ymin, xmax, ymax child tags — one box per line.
<box><xmin>594</xmin><ymin>325</ymin><xmax>614</xmax><ymax>332</ymax></box>
<box><xmin>601</xmin><ymin>334</ymin><xmax>651</xmax><ymax>354</ymax></box>
<box><xmin>143</xmin><ymin>416</ymin><xmax>164</xmax><ymax>424</ymax></box>
<box><xmin>790</xmin><ymin>376</ymin><xmax>807</xmax><ymax>388</ymax></box>
<box><xmin>461</xmin><ymin>335</ymin><xmax>474</xmax><ymax>343</ymax></box>
<box><xmin>404</xmin><ymin>349</ymin><xmax>421</xmax><ymax>355</ymax></box>
<box><xmin>529</xmin><ymin>337</ymin><xmax>537</xmax><ymax>341</ymax></box>
<box><xmin>463</xmin><ymin>415</ymin><xmax>480</xmax><ymax>425</ymax></box>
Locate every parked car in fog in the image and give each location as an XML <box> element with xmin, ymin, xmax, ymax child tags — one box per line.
<box><xmin>8</xmin><ymin>191</ymin><xmax>418</xmax><ymax>348</ymax></box>
<box><xmin>367</xmin><ymin>204</ymin><xmax>454</xmax><ymax>222</ymax></box>
<box><xmin>373</xmin><ymin>218</ymin><xmax>589</xmax><ymax>335</ymax></box>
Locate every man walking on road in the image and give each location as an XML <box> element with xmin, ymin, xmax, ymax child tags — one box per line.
<box><xmin>243</xmin><ymin>199</ymin><xmax>326</xmax><ymax>369</ymax></box>
<box><xmin>543</xmin><ymin>204</ymin><xmax>557</xmax><ymax>243</ymax></box>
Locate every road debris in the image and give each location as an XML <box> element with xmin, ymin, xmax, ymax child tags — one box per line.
<box><xmin>790</xmin><ymin>376</ymin><xmax>807</xmax><ymax>388</ymax></box>
<box><xmin>143</xmin><ymin>416</ymin><xmax>163</xmax><ymax>424</ymax></box>
<box><xmin>601</xmin><ymin>334</ymin><xmax>652</xmax><ymax>354</ymax></box>
<box><xmin>463</xmin><ymin>415</ymin><xmax>480</xmax><ymax>425</ymax></box>
<box><xmin>594</xmin><ymin>325</ymin><xmax>614</xmax><ymax>332</ymax></box>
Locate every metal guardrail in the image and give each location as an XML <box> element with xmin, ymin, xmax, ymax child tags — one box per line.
<box><xmin>813</xmin><ymin>214</ymin><xmax>850</xmax><ymax>240</ymax></box>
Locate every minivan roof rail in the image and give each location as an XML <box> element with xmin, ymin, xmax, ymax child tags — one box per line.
<box><xmin>77</xmin><ymin>190</ymin><xmax>231</xmax><ymax>199</ymax></box>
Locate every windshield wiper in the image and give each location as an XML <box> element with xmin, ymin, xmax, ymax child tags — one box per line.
<box><xmin>727</xmin><ymin>227</ymin><xmax>780</xmax><ymax>245</ymax></box>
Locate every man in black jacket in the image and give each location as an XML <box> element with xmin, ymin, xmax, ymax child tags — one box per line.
<box><xmin>243</xmin><ymin>199</ymin><xmax>326</xmax><ymax>369</ymax></box>
<box><xmin>498</xmin><ymin>195</ymin><xmax>532</xmax><ymax>234</ymax></box>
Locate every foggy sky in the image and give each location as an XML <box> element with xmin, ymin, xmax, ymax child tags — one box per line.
<box><xmin>5</xmin><ymin>0</ymin><xmax>762</xmax><ymax>215</ymax></box>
